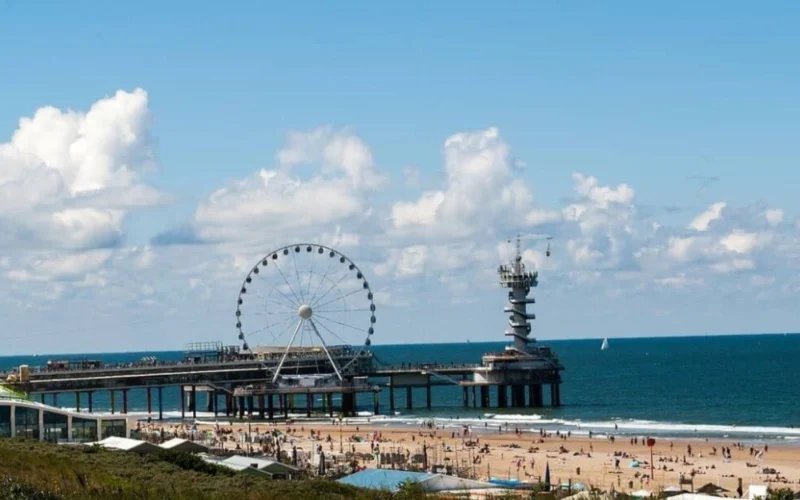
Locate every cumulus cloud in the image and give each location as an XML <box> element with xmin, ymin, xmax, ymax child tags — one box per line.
<box><xmin>189</xmin><ymin>127</ymin><xmax>383</xmax><ymax>246</ymax></box>
<box><xmin>0</xmin><ymin>88</ymin><xmax>163</xmax><ymax>250</ymax></box>
<box><xmin>390</xmin><ymin>127</ymin><xmax>540</xmax><ymax>239</ymax></box>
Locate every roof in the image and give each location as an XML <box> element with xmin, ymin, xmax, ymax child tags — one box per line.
<box><xmin>93</xmin><ymin>437</ymin><xmax>160</xmax><ymax>453</ymax></box>
<box><xmin>338</xmin><ymin>469</ymin><xmax>436</xmax><ymax>492</ymax></box>
<box><xmin>669</xmin><ymin>494</ymin><xmax>727</xmax><ymax>500</ymax></box>
<box><xmin>220</xmin><ymin>455</ymin><xmax>298</xmax><ymax>474</ymax></box>
<box><xmin>159</xmin><ymin>438</ymin><xmax>209</xmax><ymax>453</ymax></box>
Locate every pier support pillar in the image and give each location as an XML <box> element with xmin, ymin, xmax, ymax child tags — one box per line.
<box><xmin>267</xmin><ymin>394</ymin><xmax>274</xmax><ymax>420</ymax></box>
<box><xmin>326</xmin><ymin>393</ymin><xmax>333</xmax><ymax>418</ymax></box>
<box><xmin>389</xmin><ymin>378</ymin><xmax>395</xmax><ymax>413</ymax></box>
<box><xmin>529</xmin><ymin>384</ymin><xmax>543</xmax><ymax>407</ymax></box>
<box><xmin>206</xmin><ymin>391</ymin><xmax>214</xmax><ymax>413</ymax></box>
<box><xmin>88</xmin><ymin>392</ymin><xmax>93</xmax><ymax>413</ymax></box>
<box><xmin>52</xmin><ymin>393</ymin><xmax>58</xmax><ymax>407</ymax></box>
<box><xmin>75</xmin><ymin>392</ymin><xmax>81</xmax><ymax>413</ymax></box>
<box><xmin>462</xmin><ymin>387</ymin><xmax>469</xmax><ymax>408</ymax></box>
<box><xmin>480</xmin><ymin>386</ymin><xmax>489</xmax><ymax>408</ymax></box>
<box><xmin>258</xmin><ymin>394</ymin><xmax>265</xmax><ymax>419</ymax></box>
<box><xmin>146</xmin><ymin>388</ymin><xmax>152</xmax><ymax>414</ymax></box>
<box><xmin>472</xmin><ymin>386</ymin><xmax>477</xmax><ymax>408</ymax></box>
<box><xmin>405</xmin><ymin>387</ymin><xmax>413</xmax><ymax>410</ymax></box>
<box><xmin>225</xmin><ymin>394</ymin><xmax>232</xmax><ymax>417</ymax></box>
<box><xmin>122</xmin><ymin>389</ymin><xmax>128</xmax><ymax>414</ymax></box>
<box><xmin>306</xmin><ymin>394</ymin><xmax>313</xmax><ymax>418</ymax></box>
<box><xmin>189</xmin><ymin>386</ymin><xmax>197</xmax><ymax>418</ymax></box>
<box><xmin>511</xmin><ymin>385</ymin><xmax>526</xmax><ymax>408</ymax></box>
<box><xmin>158</xmin><ymin>387</ymin><xmax>163</xmax><ymax>420</ymax></box>
<box><xmin>110</xmin><ymin>390</ymin><xmax>116</xmax><ymax>414</ymax></box>
<box><xmin>180</xmin><ymin>386</ymin><xmax>185</xmax><ymax>419</ymax></box>
<box><xmin>373</xmin><ymin>392</ymin><xmax>379</xmax><ymax>416</ymax></box>
<box><xmin>247</xmin><ymin>395</ymin><xmax>254</xmax><ymax>417</ymax></box>
<box><xmin>40</xmin><ymin>393</ymin><xmax>45</xmax><ymax>404</ymax></box>
<box><xmin>426</xmin><ymin>376</ymin><xmax>432</xmax><ymax>409</ymax></box>
<box><xmin>552</xmin><ymin>383</ymin><xmax>561</xmax><ymax>407</ymax></box>
<box><xmin>282</xmin><ymin>395</ymin><xmax>289</xmax><ymax>419</ymax></box>
<box><xmin>497</xmin><ymin>385</ymin><xmax>507</xmax><ymax>409</ymax></box>
<box><xmin>238</xmin><ymin>396</ymin><xmax>245</xmax><ymax>418</ymax></box>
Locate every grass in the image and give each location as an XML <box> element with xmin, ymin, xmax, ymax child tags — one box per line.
<box><xmin>0</xmin><ymin>438</ymin><xmax>402</xmax><ymax>500</ymax></box>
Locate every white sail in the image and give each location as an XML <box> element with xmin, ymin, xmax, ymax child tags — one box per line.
<box><xmin>601</xmin><ymin>337</ymin><xmax>609</xmax><ymax>350</ymax></box>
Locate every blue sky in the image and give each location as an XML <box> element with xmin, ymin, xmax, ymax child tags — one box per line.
<box><xmin>0</xmin><ymin>2</ymin><xmax>799</xmax><ymax>354</ymax></box>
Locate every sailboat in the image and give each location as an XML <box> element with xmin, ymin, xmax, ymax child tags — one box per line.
<box><xmin>601</xmin><ymin>337</ymin><xmax>609</xmax><ymax>351</ymax></box>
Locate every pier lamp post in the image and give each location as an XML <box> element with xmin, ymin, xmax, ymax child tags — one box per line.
<box><xmin>646</xmin><ymin>438</ymin><xmax>656</xmax><ymax>486</ymax></box>
<box><xmin>246</xmin><ymin>415</ymin><xmax>253</xmax><ymax>455</ymax></box>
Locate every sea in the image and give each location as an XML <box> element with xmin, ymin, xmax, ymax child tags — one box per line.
<box><xmin>3</xmin><ymin>334</ymin><xmax>800</xmax><ymax>444</ymax></box>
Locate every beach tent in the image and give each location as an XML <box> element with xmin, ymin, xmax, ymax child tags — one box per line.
<box><xmin>631</xmin><ymin>489</ymin><xmax>652</xmax><ymax>497</ymax></box>
<box><xmin>669</xmin><ymin>494</ymin><xmax>726</xmax><ymax>500</ymax></box>
<box><xmin>159</xmin><ymin>438</ymin><xmax>209</xmax><ymax>453</ymax></box>
<box><xmin>91</xmin><ymin>437</ymin><xmax>160</xmax><ymax>454</ymax></box>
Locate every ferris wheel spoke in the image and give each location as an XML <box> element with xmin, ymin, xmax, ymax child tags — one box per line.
<box><xmin>272</xmin><ymin>259</ymin><xmax>303</xmax><ymax>306</ymax></box>
<box><xmin>310</xmin><ymin>315</ymin><xmax>352</xmax><ymax>347</ymax></box>
<box><xmin>314</xmin><ymin>307</ymin><xmax>372</xmax><ymax>314</ymax></box>
<box><xmin>290</xmin><ymin>250</ymin><xmax>306</xmax><ymax>303</ymax></box>
<box><xmin>314</xmin><ymin>287</ymin><xmax>364</xmax><ymax>310</ymax></box>
<box><xmin>272</xmin><ymin>319</ymin><xmax>304</xmax><ymax>383</ymax></box>
<box><xmin>306</xmin><ymin>249</ymin><xmax>316</xmax><ymax>301</ymax></box>
<box><xmin>263</xmin><ymin>315</ymin><xmax>299</xmax><ymax>344</ymax></box>
<box><xmin>310</xmin><ymin>270</ymin><xmax>351</xmax><ymax>309</ymax></box>
<box><xmin>247</xmin><ymin>314</ymin><xmax>296</xmax><ymax>338</ymax></box>
<box><xmin>314</xmin><ymin>313</ymin><xmax>366</xmax><ymax>333</ymax></box>
<box><xmin>308</xmin><ymin>260</ymin><xmax>335</xmax><ymax>305</ymax></box>
<box><xmin>308</xmin><ymin>319</ymin><xmax>343</xmax><ymax>381</ymax></box>
<box><xmin>256</xmin><ymin>273</ymin><xmax>298</xmax><ymax>309</ymax></box>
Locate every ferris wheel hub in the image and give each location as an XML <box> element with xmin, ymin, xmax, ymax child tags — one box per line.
<box><xmin>298</xmin><ymin>304</ymin><xmax>313</xmax><ymax>320</ymax></box>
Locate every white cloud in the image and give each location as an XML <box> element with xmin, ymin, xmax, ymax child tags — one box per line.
<box><xmin>0</xmin><ymin>88</ymin><xmax>162</xmax><ymax>249</ymax></box>
<box><xmin>689</xmin><ymin>202</ymin><xmax>726</xmax><ymax>232</ymax></box>
<box><xmin>719</xmin><ymin>230</ymin><xmax>771</xmax><ymax>254</ymax></box>
<box><xmin>390</xmin><ymin>127</ymin><xmax>539</xmax><ymax>239</ymax></box>
<box><xmin>765</xmin><ymin>208</ymin><xmax>784</xmax><ymax>226</ymax></box>
<box><xmin>193</xmin><ymin>127</ymin><xmax>383</xmax><ymax>245</ymax></box>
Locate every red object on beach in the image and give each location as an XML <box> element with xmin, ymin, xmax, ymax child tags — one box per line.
<box><xmin>647</xmin><ymin>438</ymin><xmax>656</xmax><ymax>447</ymax></box>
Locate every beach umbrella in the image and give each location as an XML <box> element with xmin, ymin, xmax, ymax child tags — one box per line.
<box><xmin>544</xmin><ymin>462</ymin><xmax>551</xmax><ymax>492</ymax></box>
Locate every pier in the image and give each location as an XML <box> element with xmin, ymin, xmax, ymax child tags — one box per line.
<box><xmin>2</xmin><ymin>239</ymin><xmax>563</xmax><ymax>420</ymax></box>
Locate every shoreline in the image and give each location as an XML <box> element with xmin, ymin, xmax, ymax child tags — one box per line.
<box><xmin>118</xmin><ymin>409</ymin><xmax>800</xmax><ymax>447</ymax></box>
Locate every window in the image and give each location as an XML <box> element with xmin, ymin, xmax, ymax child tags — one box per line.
<box><xmin>101</xmin><ymin>419</ymin><xmax>126</xmax><ymax>438</ymax></box>
<box><xmin>15</xmin><ymin>406</ymin><xmax>40</xmax><ymax>440</ymax></box>
<box><xmin>43</xmin><ymin>410</ymin><xmax>68</xmax><ymax>443</ymax></box>
<box><xmin>72</xmin><ymin>417</ymin><xmax>98</xmax><ymax>442</ymax></box>
<box><xmin>0</xmin><ymin>405</ymin><xmax>10</xmax><ymax>437</ymax></box>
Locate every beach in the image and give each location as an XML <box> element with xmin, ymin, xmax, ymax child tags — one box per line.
<box><xmin>177</xmin><ymin>418</ymin><xmax>800</xmax><ymax>494</ymax></box>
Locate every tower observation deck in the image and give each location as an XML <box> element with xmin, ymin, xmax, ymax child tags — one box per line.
<box><xmin>498</xmin><ymin>234</ymin><xmax>549</xmax><ymax>353</ymax></box>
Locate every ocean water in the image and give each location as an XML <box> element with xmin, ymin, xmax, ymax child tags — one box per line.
<box><xmin>2</xmin><ymin>334</ymin><xmax>799</xmax><ymax>442</ymax></box>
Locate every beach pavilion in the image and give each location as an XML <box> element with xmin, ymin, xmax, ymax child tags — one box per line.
<box><xmin>0</xmin><ymin>386</ymin><xmax>130</xmax><ymax>443</ymax></box>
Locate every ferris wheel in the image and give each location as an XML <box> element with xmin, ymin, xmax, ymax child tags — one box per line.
<box><xmin>235</xmin><ymin>244</ymin><xmax>376</xmax><ymax>382</ymax></box>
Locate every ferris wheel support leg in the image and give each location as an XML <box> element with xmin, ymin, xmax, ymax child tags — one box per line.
<box><xmin>272</xmin><ymin>319</ymin><xmax>304</xmax><ymax>383</ymax></box>
<box><xmin>308</xmin><ymin>319</ymin><xmax>343</xmax><ymax>381</ymax></box>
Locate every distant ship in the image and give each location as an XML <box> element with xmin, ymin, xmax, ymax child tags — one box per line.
<box><xmin>601</xmin><ymin>338</ymin><xmax>609</xmax><ymax>351</ymax></box>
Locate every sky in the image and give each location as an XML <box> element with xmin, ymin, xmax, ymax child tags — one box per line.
<box><xmin>0</xmin><ymin>1</ymin><xmax>799</xmax><ymax>354</ymax></box>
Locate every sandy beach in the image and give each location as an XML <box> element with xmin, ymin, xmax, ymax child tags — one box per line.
<box><xmin>174</xmin><ymin>418</ymin><xmax>800</xmax><ymax>494</ymax></box>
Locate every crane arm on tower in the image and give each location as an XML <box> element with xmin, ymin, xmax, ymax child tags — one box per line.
<box><xmin>507</xmin><ymin>233</ymin><xmax>554</xmax><ymax>258</ymax></box>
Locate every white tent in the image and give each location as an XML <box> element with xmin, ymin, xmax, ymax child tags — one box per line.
<box><xmin>92</xmin><ymin>437</ymin><xmax>160</xmax><ymax>454</ymax></box>
<box><xmin>159</xmin><ymin>438</ymin><xmax>209</xmax><ymax>453</ymax></box>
